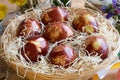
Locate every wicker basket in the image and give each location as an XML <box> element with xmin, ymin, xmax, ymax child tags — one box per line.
<box><xmin>1</xmin><ymin>1</ymin><xmax>120</xmax><ymax>80</ymax></box>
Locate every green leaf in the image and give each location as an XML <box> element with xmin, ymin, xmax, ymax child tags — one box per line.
<box><xmin>52</xmin><ymin>0</ymin><xmax>71</xmax><ymax>6</ymax></box>
<box><xmin>115</xmin><ymin>24</ymin><xmax>120</xmax><ymax>33</ymax></box>
<box><xmin>117</xmin><ymin>52</ymin><xmax>120</xmax><ymax>57</ymax></box>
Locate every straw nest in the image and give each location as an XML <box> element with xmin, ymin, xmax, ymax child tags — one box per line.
<box><xmin>1</xmin><ymin>6</ymin><xmax>120</xmax><ymax>80</ymax></box>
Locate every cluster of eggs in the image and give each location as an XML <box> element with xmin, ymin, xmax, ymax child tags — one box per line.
<box><xmin>16</xmin><ymin>7</ymin><xmax>109</xmax><ymax>67</ymax></box>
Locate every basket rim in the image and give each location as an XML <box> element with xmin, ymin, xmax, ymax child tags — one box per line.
<box><xmin>1</xmin><ymin>7</ymin><xmax>120</xmax><ymax>79</ymax></box>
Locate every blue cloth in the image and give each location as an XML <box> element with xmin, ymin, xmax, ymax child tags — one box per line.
<box><xmin>0</xmin><ymin>21</ymin><xmax>3</xmax><ymax>35</ymax></box>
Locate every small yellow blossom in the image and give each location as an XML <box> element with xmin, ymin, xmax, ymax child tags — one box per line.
<box><xmin>0</xmin><ymin>4</ymin><xmax>8</xmax><ymax>14</ymax></box>
<box><xmin>9</xmin><ymin>0</ymin><xmax>27</xmax><ymax>6</ymax></box>
<box><xmin>8</xmin><ymin>0</ymin><xmax>17</xmax><ymax>3</ymax></box>
<box><xmin>0</xmin><ymin>4</ymin><xmax>7</xmax><ymax>20</ymax></box>
<box><xmin>16</xmin><ymin>0</ymin><xmax>27</xmax><ymax>6</ymax></box>
<box><xmin>0</xmin><ymin>10</ymin><xmax>5</xmax><ymax>20</ymax></box>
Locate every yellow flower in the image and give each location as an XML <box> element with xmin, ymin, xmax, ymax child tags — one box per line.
<box><xmin>0</xmin><ymin>4</ymin><xmax>8</xmax><ymax>15</ymax></box>
<box><xmin>0</xmin><ymin>4</ymin><xmax>7</xmax><ymax>20</ymax></box>
<box><xmin>0</xmin><ymin>10</ymin><xmax>5</xmax><ymax>20</ymax></box>
<box><xmin>9</xmin><ymin>0</ymin><xmax>27</xmax><ymax>6</ymax></box>
<box><xmin>8</xmin><ymin>0</ymin><xmax>17</xmax><ymax>3</ymax></box>
<box><xmin>16</xmin><ymin>0</ymin><xmax>27</xmax><ymax>6</ymax></box>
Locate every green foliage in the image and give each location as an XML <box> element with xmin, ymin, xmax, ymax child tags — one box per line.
<box><xmin>52</xmin><ymin>0</ymin><xmax>71</xmax><ymax>6</ymax></box>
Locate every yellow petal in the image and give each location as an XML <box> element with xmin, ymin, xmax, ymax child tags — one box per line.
<box><xmin>0</xmin><ymin>4</ymin><xmax>8</xmax><ymax>14</ymax></box>
<box><xmin>111</xmin><ymin>62</ymin><xmax>120</xmax><ymax>69</ymax></box>
<box><xmin>92</xmin><ymin>74</ymin><xmax>99</xmax><ymax>80</ymax></box>
<box><xmin>15</xmin><ymin>0</ymin><xmax>27</xmax><ymax>6</ymax></box>
<box><xmin>8</xmin><ymin>0</ymin><xmax>17</xmax><ymax>3</ymax></box>
<box><xmin>0</xmin><ymin>10</ymin><xmax>5</xmax><ymax>20</ymax></box>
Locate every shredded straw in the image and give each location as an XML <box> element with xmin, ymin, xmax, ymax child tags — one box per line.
<box><xmin>1</xmin><ymin>1</ymin><xmax>120</xmax><ymax>80</ymax></box>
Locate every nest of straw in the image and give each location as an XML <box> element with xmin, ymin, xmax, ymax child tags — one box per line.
<box><xmin>1</xmin><ymin>6</ymin><xmax>120</xmax><ymax>80</ymax></box>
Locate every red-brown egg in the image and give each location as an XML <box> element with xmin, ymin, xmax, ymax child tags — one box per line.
<box><xmin>72</xmin><ymin>13</ymin><xmax>98</xmax><ymax>34</ymax></box>
<box><xmin>42</xmin><ymin>22</ymin><xmax>74</xmax><ymax>43</ymax></box>
<box><xmin>85</xmin><ymin>35</ymin><xmax>109</xmax><ymax>59</ymax></box>
<box><xmin>49</xmin><ymin>44</ymin><xmax>77</xmax><ymax>67</ymax></box>
<box><xmin>21</xmin><ymin>35</ymin><xmax>48</xmax><ymax>62</ymax></box>
<box><xmin>41</xmin><ymin>7</ymin><xmax>69</xmax><ymax>25</ymax></box>
<box><xmin>16</xmin><ymin>18</ymin><xmax>41</xmax><ymax>38</ymax></box>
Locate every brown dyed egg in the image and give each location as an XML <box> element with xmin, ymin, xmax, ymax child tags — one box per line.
<box><xmin>42</xmin><ymin>22</ymin><xmax>74</xmax><ymax>43</ymax></box>
<box><xmin>72</xmin><ymin>13</ymin><xmax>98</xmax><ymax>34</ymax></box>
<box><xmin>21</xmin><ymin>35</ymin><xmax>48</xmax><ymax>62</ymax></box>
<box><xmin>49</xmin><ymin>44</ymin><xmax>77</xmax><ymax>67</ymax></box>
<box><xmin>85</xmin><ymin>35</ymin><xmax>109</xmax><ymax>59</ymax></box>
<box><xmin>16</xmin><ymin>18</ymin><xmax>41</xmax><ymax>38</ymax></box>
<box><xmin>41</xmin><ymin>7</ymin><xmax>69</xmax><ymax>25</ymax></box>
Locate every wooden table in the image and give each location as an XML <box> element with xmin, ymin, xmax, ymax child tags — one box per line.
<box><xmin>0</xmin><ymin>0</ymin><xmax>119</xmax><ymax>80</ymax></box>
